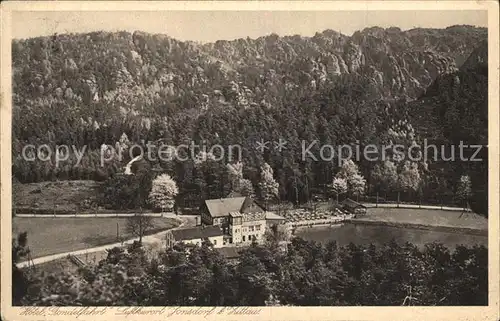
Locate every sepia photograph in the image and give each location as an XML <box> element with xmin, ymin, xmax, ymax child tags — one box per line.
<box><xmin>1</xmin><ymin>1</ymin><xmax>499</xmax><ymax>320</ymax></box>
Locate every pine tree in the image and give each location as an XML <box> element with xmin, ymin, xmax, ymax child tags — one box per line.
<box><xmin>397</xmin><ymin>161</ymin><xmax>421</xmax><ymax>203</ymax></box>
<box><xmin>258</xmin><ymin>163</ymin><xmax>279</xmax><ymax>208</ymax></box>
<box><xmin>238</xmin><ymin>178</ymin><xmax>256</xmax><ymax>197</ymax></box>
<box><xmin>456</xmin><ymin>175</ymin><xmax>472</xmax><ymax>213</ymax></box>
<box><xmin>371</xmin><ymin>160</ymin><xmax>398</xmax><ymax>193</ymax></box>
<box><xmin>226</xmin><ymin>162</ymin><xmax>255</xmax><ymax>197</ymax></box>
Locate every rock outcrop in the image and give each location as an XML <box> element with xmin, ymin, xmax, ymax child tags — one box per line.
<box><xmin>12</xmin><ymin>25</ymin><xmax>487</xmax><ymax>114</ymax></box>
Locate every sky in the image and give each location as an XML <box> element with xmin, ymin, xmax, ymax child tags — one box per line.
<box><xmin>12</xmin><ymin>10</ymin><xmax>488</xmax><ymax>43</ymax></box>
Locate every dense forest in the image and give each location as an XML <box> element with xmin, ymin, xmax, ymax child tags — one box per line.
<box><xmin>11</xmin><ymin>25</ymin><xmax>489</xmax><ymax>215</ymax></box>
<box><xmin>14</xmin><ymin>233</ymin><xmax>488</xmax><ymax>306</ymax></box>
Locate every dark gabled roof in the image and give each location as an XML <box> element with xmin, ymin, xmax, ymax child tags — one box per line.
<box><xmin>204</xmin><ymin>197</ymin><xmax>264</xmax><ymax>218</ymax></box>
<box><xmin>204</xmin><ymin>197</ymin><xmax>247</xmax><ymax>218</ymax></box>
<box><xmin>171</xmin><ymin>226</ymin><xmax>224</xmax><ymax>240</ymax></box>
<box><xmin>341</xmin><ymin>198</ymin><xmax>366</xmax><ymax>209</ymax></box>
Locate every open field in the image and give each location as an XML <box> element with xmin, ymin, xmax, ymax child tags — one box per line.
<box><xmin>13</xmin><ymin>217</ymin><xmax>180</xmax><ymax>258</ymax></box>
<box><xmin>358</xmin><ymin>207</ymin><xmax>488</xmax><ymax>230</ymax></box>
<box><xmin>13</xmin><ymin>180</ymin><xmax>102</xmax><ymax>214</ymax></box>
<box><xmin>13</xmin><ymin>180</ymin><xmax>160</xmax><ymax>215</ymax></box>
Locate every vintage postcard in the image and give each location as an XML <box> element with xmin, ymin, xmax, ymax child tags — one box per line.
<box><xmin>1</xmin><ymin>1</ymin><xmax>499</xmax><ymax>321</ymax></box>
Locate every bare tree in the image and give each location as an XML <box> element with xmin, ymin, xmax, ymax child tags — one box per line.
<box><xmin>265</xmin><ymin>224</ymin><xmax>291</xmax><ymax>249</ymax></box>
<box><xmin>126</xmin><ymin>210</ymin><xmax>155</xmax><ymax>244</ymax></box>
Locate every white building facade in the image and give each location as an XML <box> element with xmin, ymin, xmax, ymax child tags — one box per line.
<box><xmin>229</xmin><ymin>211</ymin><xmax>266</xmax><ymax>245</ymax></box>
<box><xmin>166</xmin><ymin>226</ymin><xmax>225</xmax><ymax>248</ymax></box>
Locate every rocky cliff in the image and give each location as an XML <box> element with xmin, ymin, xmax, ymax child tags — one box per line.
<box><xmin>12</xmin><ymin>25</ymin><xmax>487</xmax><ymax>115</ymax></box>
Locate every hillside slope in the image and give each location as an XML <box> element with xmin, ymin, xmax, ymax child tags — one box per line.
<box><xmin>408</xmin><ymin>41</ymin><xmax>488</xmax><ymax>215</ymax></box>
<box><xmin>11</xmin><ymin>26</ymin><xmax>489</xmax><ymax>215</ymax></box>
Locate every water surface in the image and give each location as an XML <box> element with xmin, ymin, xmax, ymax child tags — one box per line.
<box><xmin>295</xmin><ymin>223</ymin><xmax>488</xmax><ymax>249</ymax></box>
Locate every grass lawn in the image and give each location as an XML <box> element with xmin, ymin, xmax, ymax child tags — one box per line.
<box><xmin>363</xmin><ymin>208</ymin><xmax>488</xmax><ymax>230</ymax></box>
<box><xmin>13</xmin><ymin>217</ymin><xmax>180</xmax><ymax>258</ymax></box>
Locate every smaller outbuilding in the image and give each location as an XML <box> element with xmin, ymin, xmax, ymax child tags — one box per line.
<box><xmin>265</xmin><ymin>212</ymin><xmax>287</xmax><ymax>227</ymax></box>
<box><xmin>166</xmin><ymin>226</ymin><xmax>224</xmax><ymax>248</ymax></box>
<box><xmin>341</xmin><ymin>198</ymin><xmax>367</xmax><ymax>215</ymax></box>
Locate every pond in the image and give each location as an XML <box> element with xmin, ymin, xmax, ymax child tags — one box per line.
<box><xmin>294</xmin><ymin>223</ymin><xmax>488</xmax><ymax>249</ymax></box>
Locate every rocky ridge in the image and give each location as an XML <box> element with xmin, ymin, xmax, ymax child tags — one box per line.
<box><xmin>12</xmin><ymin>25</ymin><xmax>487</xmax><ymax>114</ymax></box>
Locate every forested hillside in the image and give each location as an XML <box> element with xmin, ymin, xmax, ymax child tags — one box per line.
<box><xmin>408</xmin><ymin>40</ymin><xmax>488</xmax><ymax>215</ymax></box>
<box><xmin>11</xmin><ymin>25</ymin><xmax>489</xmax><ymax>214</ymax></box>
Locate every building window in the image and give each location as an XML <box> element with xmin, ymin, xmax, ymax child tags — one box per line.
<box><xmin>249</xmin><ymin>226</ymin><xmax>254</xmax><ymax>232</ymax></box>
<box><xmin>256</xmin><ymin>225</ymin><xmax>261</xmax><ymax>231</ymax></box>
<box><xmin>242</xmin><ymin>236</ymin><xmax>246</xmax><ymax>242</ymax></box>
<box><xmin>213</xmin><ymin>240</ymin><xmax>217</xmax><ymax>245</ymax></box>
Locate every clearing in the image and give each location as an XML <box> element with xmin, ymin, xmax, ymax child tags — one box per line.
<box><xmin>12</xmin><ymin>217</ymin><xmax>180</xmax><ymax>258</ymax></box>
<box><xmin>13</xmin><ymin>180</ymin><xmax>102</xmax><ymax>214</ymax></box>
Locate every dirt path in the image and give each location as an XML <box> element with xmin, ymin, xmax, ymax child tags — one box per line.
<box><xmin>15</xmin><ymin>212</ymin><xmax>172</xmax><ymax>218</ymax></box>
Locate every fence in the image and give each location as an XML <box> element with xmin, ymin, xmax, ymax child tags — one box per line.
<box><xmin>287</xmin><ymin>215</ymin><xmax>354</xmax><ymax>228</ymax></box>
<box><xmin>266</xmin><ymin>195</ymin><xmax>469</xmax><ymax>216</ymax></box>
<box><xmin>67</xmin><ymin>254</ymin><xmax>86</xmax><ymax>268</ymax></box>
<box><xmin>358</xmin><ymin>192</ymin><xmax>463</xmax><ymax>209</ymax></box>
